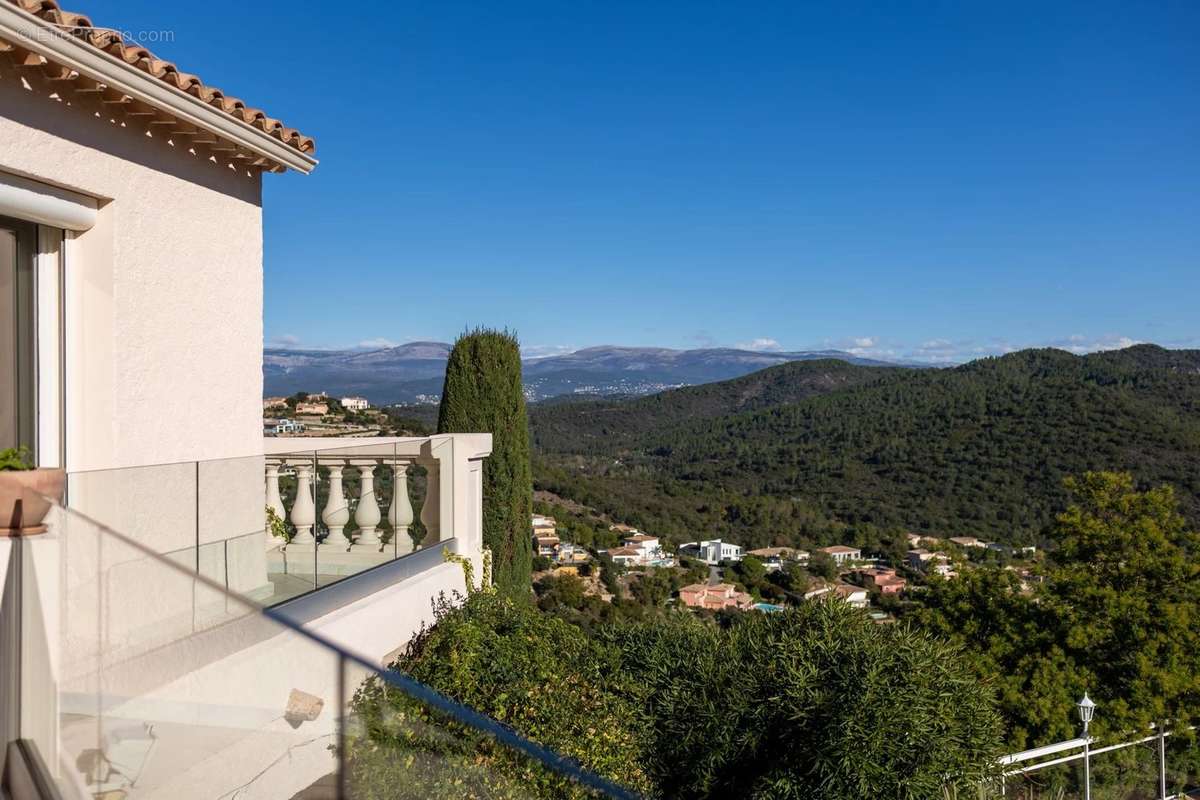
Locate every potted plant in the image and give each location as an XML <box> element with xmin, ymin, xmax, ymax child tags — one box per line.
<box><xmin>0</xmin><ymin>446</ymin><xmax>66</xmax><ymax>535</ymax></box>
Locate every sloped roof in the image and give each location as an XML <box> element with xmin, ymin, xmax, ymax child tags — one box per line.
<box><xmin>2</xmin><ymin>0</ymin><xmax>314</xmax><ymax>161</ymax></box>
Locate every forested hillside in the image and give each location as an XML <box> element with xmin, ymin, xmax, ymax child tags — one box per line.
<box><xmin>530</xmin><ymin>345</ymin><xmax>1200</xmax><ymax>549</ymax></box>
<box><xmin>531</xmin><ymin>358</ymin><xmax>895</xmax><ymax>454</ymax></box>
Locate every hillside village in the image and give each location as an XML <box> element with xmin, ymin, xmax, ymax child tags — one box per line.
<box><xmin>263</xmin><ymin>391</ymin><xmax>430</xmax><ymax>438</ymax></box>
<box><xmin>528</xmin><ymin>503</ymin><xmax>1043</xmax><ymax>624</ymax></box>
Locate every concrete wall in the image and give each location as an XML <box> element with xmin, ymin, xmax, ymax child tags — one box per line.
<box><xmin>0</xmin><ymin>62</ymin><xmax>266</xmax><ymax>474</ymax></box>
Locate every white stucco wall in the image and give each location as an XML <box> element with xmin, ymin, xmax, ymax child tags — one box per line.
<box><xmin>0</xmin><ymin>62</ymin><xmax>266</xmax><ymax>473</ymax></box>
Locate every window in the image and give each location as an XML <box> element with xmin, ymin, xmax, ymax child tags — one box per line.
<box><xmin>0</xmin><ymin>214</ymin><xmax>36</xmax><ymax>459</ymax></box>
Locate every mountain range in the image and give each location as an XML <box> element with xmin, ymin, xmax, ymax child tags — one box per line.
<box><xmin>263</xmin><ymin>342</ymin><xmax>910</xmax><ymax>403</ymax></box>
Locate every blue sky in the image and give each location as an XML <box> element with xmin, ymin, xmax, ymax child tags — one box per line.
<box><xmin>88</xmin><ymin>0</ymin><xmax>1199</xmax><ymax>363</ymax></box>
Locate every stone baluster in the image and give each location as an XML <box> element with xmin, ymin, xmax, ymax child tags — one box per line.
<box><xmin>321</xmin><ymin>460</ymin><xmax>351</xmax><ymax>548</ymax></box>
<box><xmin>265</xmin><ymin>460</ymin><xmax>286</xmax><ymax>519</ymax></box>
<box><xmin>265</xmin><ymin>460</ymin><xmax>287</xmax><ymax>550</ymax></box>
<box><xmin>353</xmin><ymin>460</ymin><xmax>382</xmax><ymax>549</ymax></box>
<box><xmin>289</xmin><ymin>461</ymin><xmax>317</xmax><ymax>545</ymax></box>
<box><xmin>419</xmin><ymin>458</ymin><xmax>441</xmax><ymax>546</ymax></box>
<box><xmin>388</xmin><ymin>461</ymin><xmax>414</xmax><ymax>555</ymax></box>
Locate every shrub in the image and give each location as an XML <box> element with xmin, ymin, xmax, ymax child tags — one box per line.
<box><xmin>604</xmin><ymin>602</ymin><xmax>1003</xmax><ymax>799</ymax></box>
<box><xmin>344</xmin><ymin>593</ymin><xmax>650</xmax><ymax>798</ymax></box>
<box><xmin>438</xmin><ymin>329</ymin><xmax>533</xmax><ymax>592</ymax></box>
<box><xmin>356</xmin><ymin>594</ymin><xmax>1003</xmax><ymax>799</ymax></box>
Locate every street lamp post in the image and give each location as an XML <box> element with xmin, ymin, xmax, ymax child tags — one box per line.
<box><xmin>1078</xmin><ymin>693</ymin><xmax>1096</xmax><ymax>800</ymax></box>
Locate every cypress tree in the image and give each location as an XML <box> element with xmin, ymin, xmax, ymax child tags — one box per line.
<box><xmin>437</xmin><ymin>329</ymin><xmax>532</xmax><ymax>592</ymax></box>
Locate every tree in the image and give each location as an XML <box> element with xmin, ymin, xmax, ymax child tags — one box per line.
<box><xmin>808</xmin><ymin>551</ymin><xmax>839</xmax><ymax>581</ymax></box>
<box><xmin>911</xmin><ymin>472</ymin><xmax>1200</xmax><ymax>751</ymax></box>
<box><xmin>1045</xmin><ymin>472</ymin><xmax>1200</xmax><ymax>738</ymax></box>
<box><xmin>737</xmin><ymin>554</ymin><xmax>767</xmax><ymax>587</ymax></box>
<box><xmin>438</xmin><ymin>329</ymin><xmax>533</xmax><ymax>592</ymax></box>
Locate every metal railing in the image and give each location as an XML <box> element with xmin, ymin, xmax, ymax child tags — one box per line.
<box><xmin>998</xmin><ymin>726</ymin><xmax>1200</xmax><ymax>800</ymax></box>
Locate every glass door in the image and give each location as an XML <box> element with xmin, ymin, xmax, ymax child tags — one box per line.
<box><xmin>0</xmin><ymin>215</ymin><xmax>36</xmax><ymax>460</ymax></box>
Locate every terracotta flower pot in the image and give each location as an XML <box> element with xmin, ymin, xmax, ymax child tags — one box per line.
<box><xmin>0</xmin><ymin>468</ymin><xmax>66</xmax><ymax>536</ymax></box>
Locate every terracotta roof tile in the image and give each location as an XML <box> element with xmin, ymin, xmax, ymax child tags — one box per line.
<box><xmin>4</xmin><ymin>0</ymin><xmax>315</xmax><ymax>155</ymax></box>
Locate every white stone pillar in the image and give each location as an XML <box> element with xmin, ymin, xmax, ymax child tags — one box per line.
<box><xmin>321</xmin><ymin>461</ymin><xmax>351</xmax><ymax>548</ymax></box>
<box><xmin>289</xmin><ymin>462</ymin><xmax>316</xmax><ymax>545</ymax></box>
<box><xmin>420</xmin><ymin>458</ymin><xmax>441</xmax><ymax>546</ymax></box>
<box><xmin>388</xmin><ymin>461</ymin><xmax>414</xmax><ymax>555</ymax></box>
<box><xmin>353</xmin><ymin>460</ymin><xmax>382</xmax><ymax>549</ymax></box>
<box><xmin>265</xmin><ymin>461</ymin><xmax>286</xmax><ymax>519</ymax></box>
<box><xmin>265</xmin><ymin>460</ymin><xmax>286</xmax><ymax>551</ymax></box>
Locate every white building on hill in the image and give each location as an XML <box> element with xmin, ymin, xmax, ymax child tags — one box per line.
<box><xmin>680</xmin><ymin>538</ymin><xmax>744</xmax><ymax>565</ymax></box>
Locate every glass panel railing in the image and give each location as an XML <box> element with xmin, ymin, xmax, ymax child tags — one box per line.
<box><xmin>58</xmin><ymin>438</ymin><xmax>453</xmax><ymax>608</ymax></box>
<box><xmin>11</xmin><ymin>486</ymin><xmax>638</xmax><ymax>799</ymax></box>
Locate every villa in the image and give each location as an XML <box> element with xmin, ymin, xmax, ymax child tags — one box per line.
<box><xmin>679</xmin><ymin>538</ymin><xmax>744</xmax><ymax>565</ymax></box>
<box><xmin>0</xmin><ymin>2</ymin><xmax>511</xmax><ymax>796</ymax></box>
<box><xmin>678</xmin><ymin>582</ymin><xmax>754</xmax><ymax>611</ymax></box>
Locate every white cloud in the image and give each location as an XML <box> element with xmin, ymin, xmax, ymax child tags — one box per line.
<box><xmin>356</xmin><ymin>337</ymin><xmax>401</xmax><ymax>349</ymax></box>
<box><xmin>894</xmin><ymin>333</ymin><xmax>1147</xmax><ymax>365</ymax></box>
<box><xmin>852</xmin><ymin>337</ymin><xmax>876</xmax><ymax>348</ymax></box>
<box><xmin>738</xmin><ymin>337</ymin><xmax>783</xmax><ymax>352</ymax></box>
<box><xmin>267</xmin><ymin>333</ymin><xmax>301</xmax><ymax>348</ymax></box>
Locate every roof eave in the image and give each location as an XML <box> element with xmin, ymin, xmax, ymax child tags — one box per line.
<box><xmin>0</xmin><ymin>2</ymin><xmax>317</xmax><ymax>174</ymax></box>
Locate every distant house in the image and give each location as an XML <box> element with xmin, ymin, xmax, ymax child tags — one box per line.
<box><xmin>906</xmin><ymin>548</ymin><xmax>934</xmax><ymax>569</ymax></box>
<box><xmin>930</xmin><ymin>561</ymin><xmax>958</xmax><ymax>579</ymax></box>
<box><xmin>909</xmin><ymin>549</ymin><xmax>957</xmax><ymax>578</ymax></box>
<box><xmin>803</xmin><ymin>580</ymin><xmax>834</xmax><ymax>601</ymax></box>
<box><xmin>679</xmin><ymin>539</ymin><xmax>744</xmax><ymax>565</ymax></box>
<box><xmin>532</xmin><ymin>514</ymin><xmax>557</xmax><ymax>536</ymax></box>
<box><xmin>949</xmin><ymin>536</ymin><xmax>985</xmax><ymax>549</ymax></box>
<box><xmin>833</xmin><ymin>584</ymin><xmax>870</xmax><ymax>608</ymax></box>
<box><xmin>263</xmin><ymin>396</ymin><xmax>287</xmax><ymax>410</ymax></box>
<box><xmin>678</xmin><ymin>583</ymin><xmax>754</xmax><ymax>612</ymax></box>
<box><xmin>623</xmin><ymin>532</ymin><xmax>660</xmax><ymax>555</ymax></box>
<box><xmin>819</xmin><ymin>545</ymin><xmax>862</xmax><ymax>565</ymax></box>
<box><xmin>746</xmin><ymin>547</ymin><xmax>808</xmax><ymax>571</ymax></box>
<box><xmin>858</xmin><ymin>567</ymin><xmax>907</xmax><ymax>594</ymax></box>
<box><xmin>533</xmin><ymin>534</ymin><xmax>561</xmax><ymax>558</ymax></box>
<box><xmin>340</xmin><ymin>396</ymin><xmax>370</xmax><ymax>411</ymax></box>
<box><xmin>271</xmin><ymin>419</ymin><xmax>305</xmax><ymax>434</ymax></box>
<box><xmin>295</xmin><ymin>401</ymin><xmax>329</xmax><ymax>415</ymax></box>
<box><xmin>905</xmin><ymin>533</ymin><xmax>923</xmax><ymax>546</ymax></box>
<box><xmin>609</xmin><ymin>523</ymin><xmax>639</xmax><ymax>534</ymax></box>
<box><xmin>620</xmin><ymin>533</ymin><xmax>670</xmax><ymax>566</ymax></box>
<box><xmin>606</xmin><ymin>546</ymin><xmax>644</xmax><ymax>567</ymax></box>
<box><xmin>554</xmin><ymin>542</ymin><xmax>590</xmax><ymax>565</ymax></box>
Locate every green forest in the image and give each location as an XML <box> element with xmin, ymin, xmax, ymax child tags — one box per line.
<box><xmin>530</xmin><ymin>345</ymin><xmax>1200</xmax><ymax>549</ymax></box>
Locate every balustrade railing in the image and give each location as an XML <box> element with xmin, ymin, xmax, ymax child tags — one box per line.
<box><xmin>61</xmin><ymin>435</ymin><xmax>491</xmax><ymax>608</ymax></box>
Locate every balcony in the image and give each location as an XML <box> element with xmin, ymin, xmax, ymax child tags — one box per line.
<box><xmin>1</xmin><ymin>434</ymin><xmax>637</xmax><ymax>799</ymax></box>
<box><xmin>0</xmin><ymin>480</ymin><xmax>636</xmax><ymax>799</ymax></box>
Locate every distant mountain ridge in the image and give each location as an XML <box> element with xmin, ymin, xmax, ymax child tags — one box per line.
<box><xmin>264</xmin><ymin>341</ymin><xmax>912</xmax><ymax>403</ymax></box>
